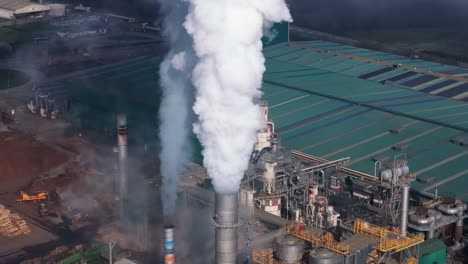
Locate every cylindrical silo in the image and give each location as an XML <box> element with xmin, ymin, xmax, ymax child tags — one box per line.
<box><xmin>309</xmin><ymin>248</ymin><xmax>343</xmax><ymax>264</ymax></box>
<box><xmin>275</xmin><ymin>235</ymin><xmax>305</xmax><ymax>263</ymax></box>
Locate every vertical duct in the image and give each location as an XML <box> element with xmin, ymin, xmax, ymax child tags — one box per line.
<box><xmin>214</xmin><ymin>193</ymin><xmax>239</xmax><ymax>264</ymax></box>
<box><xmin>401</xmin><ymin>185</ymin><xmax>409</xmax><ymax>236</ymax></box>
<box><xmin>164</xmin><ymin>225</ymin><xmax>176</xmax><ymax>264</ymax></box>
<box><xmin>456</xmin><ymin>217</ymin><xmax>463</xmax><ymax>242</ymax></box>
<box><xmin>117</xmin><ymin>114</ymin><xmax>128</xmax><ymax>204</ymax></box>
<box><xmin>426</xmin><ymin>229</ymin><xmax>434</xmax><ymax>239</ymax></box>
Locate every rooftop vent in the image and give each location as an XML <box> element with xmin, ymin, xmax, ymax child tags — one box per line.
<box><xmin>384</xmin><ymin>80</ymin><xmax>394</xmax><ymax>86</ymax></box>
<box><xmin>389</xmin><ymin>126</ymin><xmax>405</xmax><ymax>134</ymax></box>
<box><xmin>371</xmin><ymin>155</ymin><xmax>388</xmax><ymax>163</ymax></box>
<box><xmin>392</xmin><ymin>143</ymin><xmax>408</xmax><ymax>151</ymax></box>
<box><xmin>449</xmin><ymin>135</ymin><xmax>468</xmax><ymax>146</ymax></box>
<box><xmin>416</xmin><ymin>175</ymin><xmax>435</xmax><ymax>184</ymax></box>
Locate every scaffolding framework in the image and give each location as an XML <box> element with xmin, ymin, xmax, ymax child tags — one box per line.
<box><xmin>282</xmin><ymin>225</ymin><xmax>350</xmax><ymax>255</ymax></box>
<box><xmin>353</xmin><ymin>219</ymin><xmax>424</xmax><ymax>253</ymax></box>
<box><xmin>252</xmin><ymin>247</ymin><xmax>302</xmax><ymax>264</ymax></box>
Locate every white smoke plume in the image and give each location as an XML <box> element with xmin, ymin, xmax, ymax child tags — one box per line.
<box><xmin>158</xmin><ymin>0</ymin><xmax>195</xmax><ymax>217</ymax></box>
<box><xmin>184</xmin><ymin>0</ymin><xmax>292</xmax><ymax>193</ymax></box>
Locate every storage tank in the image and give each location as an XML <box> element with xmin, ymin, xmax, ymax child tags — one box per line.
<box><xmin>309</xmin><ymin>248</ymin><xmax>343</xmax><ymax>264</ymax></box>
<box><xmin>380</xmin><ymin>166</ymin><xmax>409</xmax><ymax>182</ymax></box>
<box><xmin>275</xmin><ymin>235</ymin><xmax>305</xmax><ymax>263</ymax></box>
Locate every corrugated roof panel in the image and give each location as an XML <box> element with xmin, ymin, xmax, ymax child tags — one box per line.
<box><xmin>367</xmin><ymin>69</ymin><xmax>407</xmax><ymax>82</ymax></box>
<box><xmin>271</xmin><ymin>49</ymin><xmax>315</xmax><ymax>61</ymax></box>
<box><xmin>340</xmin><ymin>63</ymin><xmax>384</xmax><ymax>76</ymax></box>
<box><xmin>380</xmin><ymin>71</ymin><xmax>418</xmax><ymax>84</ymax></box>
<box><xmin>401</xmin><ymin>75</ymin><xmax>439</xmax><ymax>87</ymax></box>
<box><xmin>288</xmin><ymin>52</ymin><xmax>335</xmax><ymax>66</ymax></box>
<box><xmin>273</xmin><ymin>100</ymin><xmax>349</xmax><ymax>130</ymax></box>
<box><xmin>421</xmin><ymin>79</ymin><xmax>458</xmax><ymax>93</ymax></box>
<box><xmin>322</xmin><ymin>59</ymin><xmax>363</xmax><ymax>72</ymax></box>
<box><xmin>264</xmin><ymin>45</ymin><xmax>301</xmax><ymax>58</ymax></box>
<box><xmin>358</xmin><ymin>67</ymin><xmax>394</xmax><ymax>79</ymax></box>
<box><xmin>440</xmin><ymin>68</ymin><xmax>468</xmax><ymax>75</ymax></box>
<box><xmin>436</xmin><ymin>83</ymin><xmax>468</xmax><ymax>98</ymax></box>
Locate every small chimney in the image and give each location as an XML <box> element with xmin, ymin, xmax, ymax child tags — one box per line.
<box><xmin>164</xmin><ymin>225</ymin><xmax>176</xmax><ymax>264</ymax></box>
<box><xmin>117</xmin><ymin>114</ymin><xmax>128</xmax><ymax>198</ymax></box>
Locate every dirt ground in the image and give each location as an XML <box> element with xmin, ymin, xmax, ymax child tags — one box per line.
<box><xmin>0</xmin><ymin>131</ymin><xmax>68</xmax><ymax>193</ymax></box>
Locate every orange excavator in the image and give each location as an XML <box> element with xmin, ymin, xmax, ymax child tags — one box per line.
<box><xmin>16</xmin><ymin>191</ymin><xmax>48</xmax><ymax>202</ymax></box>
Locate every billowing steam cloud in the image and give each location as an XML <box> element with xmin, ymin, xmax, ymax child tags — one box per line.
<box><xmin>184</xmin><ymin>1</ymin><xmax>292</xmax><ymax>193</ymax></box>
<box><xmin>158</xmin><ymin>0</ymin><xmax>195</xmax><ymax>217</ymax></box>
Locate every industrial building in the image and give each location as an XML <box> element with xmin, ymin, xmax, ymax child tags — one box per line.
<box><xmin>0</xmin><ymin>10</ymin><xmax>466</xmax><ymax>262</ymax></box>
<box><xmin>0</xmin><ymin>0</ymin><xmax>50</xmax><ymax>19</ymax></box>
<box><xmin>261</xmin><ymin>40</ymin><xmax>468</xmax><ymax>203</ymax></box>
<box><xmin>42</xmin><ymin>35</ymin><xmax>467</xmax><ymax>263</ymax></box>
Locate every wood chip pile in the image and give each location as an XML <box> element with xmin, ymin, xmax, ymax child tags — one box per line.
<box><xmin>0</xmin><ymin>204</ymin><xmax>31</xmax><ymax>237</ymax></box>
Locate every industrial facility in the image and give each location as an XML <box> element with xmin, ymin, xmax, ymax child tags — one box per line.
<box><xmin>0</xmin><ymin>1</ymin><xmax>466</xmax><ymax>263</ymax></box>
<box><xmin>0</xmin><ymin>0</ymin><xmax>51</xmax><ymax>20</ymax></box>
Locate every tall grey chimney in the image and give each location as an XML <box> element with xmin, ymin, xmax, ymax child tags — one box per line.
<box><xmin>214</xmin><ymin>193</ymin><xmax>238</xmax><ymax>264</ymax></box>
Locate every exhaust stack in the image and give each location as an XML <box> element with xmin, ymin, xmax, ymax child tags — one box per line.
<box><xmin>214</xmin><ymin>193</ymin><xmax>239</xmax><ymax>264</ymax></box>
<box><xmin>164</xmin><ymin>225</ymin><xmax>176</xmax><ymax>264</ymax></box>
<box><xmin>117</xmin><ymin>114</ymin><xmax>128</xmax><ymax>199</ymax></box>
<box><xmin>401</xmin><ymin>184</ymin><xmax>409</xmax><ymax>236</ymax></box>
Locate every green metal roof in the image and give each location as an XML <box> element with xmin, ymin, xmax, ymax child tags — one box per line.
<box><xmin>262</xmin><ymin>42</ymin><xmax>468</xmax><ymax>202</ymax></box>
<box><xmin>56</xmin><ymin>42</ymin><xmax>468</xmax><ymax>202</ymax></box>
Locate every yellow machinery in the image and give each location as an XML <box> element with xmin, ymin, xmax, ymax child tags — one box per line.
<box><xmin>17</xmin><ymin>191</ymin><xmax>47</xmax><ymax>202</ymax></box>
<box><xmin>353</xmin><ymin>219</ymin><xmax>424</xmax><ymax>253</ymax></box>
<box><xmin>253</xmin><ymin>220</ymin><xmax>423</xmax><ymax>264</ymax></box>
<box><xmin>354</xmin><ymin>219</ymin><xmax>424</xmax><ymax>264</ymax></box>
<box><xmin>252</xmin><ymin>248</ymin><xmax>276</xmax><ymax>264</ymax></box>
<box><xmin>282</xmin><ymin>225</ymin><xmax>349</xmax><ymax>254</ymax></box>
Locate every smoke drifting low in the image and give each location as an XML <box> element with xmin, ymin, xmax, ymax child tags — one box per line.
<box><xmin>185</xmin><ymin>0</ymin><xmax>292</xmax><ymax>194</ymax></box>
<box><xmin>158</xmin><ymin>0</ymin><xmax>195</xmax><ymax>217</ymax></box>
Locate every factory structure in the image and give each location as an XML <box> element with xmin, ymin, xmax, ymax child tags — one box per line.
<box><xmin>0</xmin><ymin>0</ymin><xmax>51</xmax><ymax>20</ymax></box>
<box><xmin>61</xmin><ymin>36</ymin><xmax>465</xmax><ymax>264</ymax></box>
<box><xmin>13</xmin><ymin>36</ymin><xmax>466</xmax><ymax>263</ymax></box>
<box><xmin>178</xmin><ymin>36</ymin><xmax>468</xmax><ymax>263</ymax></box>
<box><xmin>239</xmin><ymin>102</ymin><xmax>465</xmax><ymax>264</ymax></box>
<box><xmin>1</xmin><ymin>8</ymin><xmax>467</xmax><ymax>262</ymax></box>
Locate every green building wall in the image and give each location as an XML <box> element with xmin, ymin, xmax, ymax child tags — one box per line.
<box><xmin>418</xmin><ymin>238</ymin><xmax>446</xmax><ymax>264</ymax></box>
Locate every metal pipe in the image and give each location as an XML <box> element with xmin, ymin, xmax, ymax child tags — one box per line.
<box><xmin>456</xmin><ymin>218</ymin><xmax>463</xmax><ymax>242</ymax></box>
<box><xmin>164</xmin><ymin>225</ymin><xmax>176</xmax><ymax>264</ymax></box>
<box><xmin>184</xmin><ymin>185</ymin><xmax>291</xmax><ymax>228</ymax></box>
<box><xmin>448</xmin><ymin>241</ymin><xmax>465</xmax><ymax>253</ymax></box>
<box><xmin>117</xmin><ymin>114</ymin><xmax>128</xmax><ymax>199</ymax></box>
<box><xmin>214</xmin><ymin>193</ymin><xmax>238</xmax><ymax>264</ymax></box>
<box><xmin>437</xmin><ymin>201</ymin><xmax>464</xmax><ymax>215</ymax></box>
<box><xmin>108</xmin><ymin>241</ymin><xmax>117</xmax><ymax>264</ymax></box>
<box><xmin>426</xmin><ymin>230</ymin><xmax>434</xmax><ymax>239</ymax></box>
<box><xmin>401</xmin><ymin>185</ymin><xmax>409</xmax><ymax>236</ymax></box>
<box><xmin>409</xmin><ymin>210</ymin><xmax>441</xmax><ymax>225</ymax></box>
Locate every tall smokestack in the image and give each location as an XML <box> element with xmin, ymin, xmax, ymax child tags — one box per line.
<box><xmin>401</xmin><ymin>184</ymin><xmax>409</xmax><ymax>236</ymax></box>
<box><xmin>214</xmin><ymin>193</ymin><xmax>239</xmax><ymax>264</ymax></box>
<box><xmin>117</xmin><ymin>114</ymin><xmax>128</xmax><ymax>203</ymax></box>
<box><xmin>164</xmin><ymin>225</ymin><xmax>176</xmax><ymax>264</ymax></box>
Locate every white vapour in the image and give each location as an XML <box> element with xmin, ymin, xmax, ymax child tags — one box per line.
<box><xmin>158</xmin><ymin>0</ymin><xmax>195</xmax><ymax>217</ymax></box>
<box><xmin>184</xmin><ymin>0</ymin><xmax>292</xmax><ymax>193</ymax></box>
